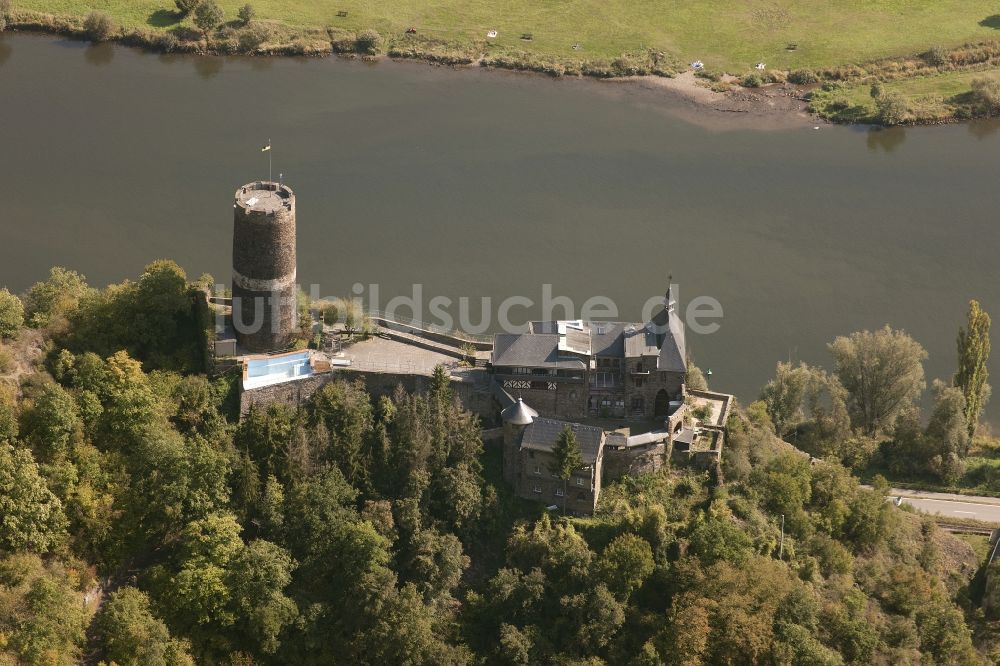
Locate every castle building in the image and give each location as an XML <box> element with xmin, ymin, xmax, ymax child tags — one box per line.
<box><xmin>231</xmin><ymin>181</ymin><xmax>297</xmax><ymax>353</ymax></box>
<box><xmin>216</xmin><ymin>180</ymin><xmax>731</xmax><ymax>518</ymax></box>
<box><xmin>501</xmin><ymin>399</ymin><xmax>605</xmax><ymax>514</ymax></box>
<box><xmin>491</xmin><ymin>288</ymin><xmax>687</xmax><ymax>421</ymax></box>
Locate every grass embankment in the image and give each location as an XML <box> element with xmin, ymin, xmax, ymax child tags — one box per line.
<box><xmin>6</xmin><ymin>0</ymin><xmax>1000</xmax><ymax>122</ymax></box>
<box><xmin>867</xmin><ymin>436</ymin><xmax>1000</xmax><ymax>500</ymax></box>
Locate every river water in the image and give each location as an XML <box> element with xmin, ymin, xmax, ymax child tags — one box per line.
<box><xmin>2</xmin><ymin>33</ymin><xmax>998</xmax><ymax>419</ymax></box>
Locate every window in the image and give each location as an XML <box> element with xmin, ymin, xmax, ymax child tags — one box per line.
<box><xmin>591</xmin><ymin>372</ymin><xmax>617</xmax><ymax>388</ymax></box>
<box><xmin>555</xmin><ymin>488</ymin><xmax>564</xmax><ymax>497</ymax></box>
<box><xmin>532</xmin><ymin>485</ymin><xmax>542</xmax><ymax>494</ymax></box>
<box><xmin>533</xmin><ymin>465</ymin><xmax>541</xmax><ymax>475</ymax></box>
<box><xmin>512</xmin><ymin>367</ymin><xmax>532</xmax><ymax>375</ymax></box>
<box><xmin>575</xmin><ymin>477</ymin><xmax>585</xmax><ymax>486</ymax></box>
<box><xmin>635</xmin><ymin>377</ymin><xmax>644</xmax><ymax>387</ymax></box>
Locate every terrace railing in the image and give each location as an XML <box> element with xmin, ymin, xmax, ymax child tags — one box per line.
<box><xmin>365</xmin><ymin>309</ymin><xmax>494</xmax><ymax>345</ymax></box>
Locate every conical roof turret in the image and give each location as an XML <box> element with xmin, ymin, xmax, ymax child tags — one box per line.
<box><xmin>501</xmin><ymin>397</ymin><xmax>537</xmax><ymax>425</ymax></box>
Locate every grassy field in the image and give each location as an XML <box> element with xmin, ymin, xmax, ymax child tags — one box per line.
<box><xmin>810</xmin><ymin>68</ymin><xmax>1000</xmax><ymax>122</ymax></box>
<box><xmin>13</xmin><ymin>0</ymin><xmax>1000</xmax><ymax>72</ymax></box>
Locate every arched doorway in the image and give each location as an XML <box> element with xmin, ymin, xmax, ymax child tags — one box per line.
<box><xmin>654</xmin><ymin>389</ymin><xmax>670</xmax><ymax>417</ymax></box>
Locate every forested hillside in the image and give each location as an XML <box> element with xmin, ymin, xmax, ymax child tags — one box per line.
<box><xmin>0</xmin><ymin>263</ymin><xmax>997</xmax><ymax>664</ymax></box>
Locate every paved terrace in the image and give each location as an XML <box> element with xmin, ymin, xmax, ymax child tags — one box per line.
<box><xmin>333</xmin><ymin>336</ymin><xmax>487</xmax><ymax>384</ymax></box>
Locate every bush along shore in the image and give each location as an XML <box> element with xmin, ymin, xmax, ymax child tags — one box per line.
<box><xmin>3</xmin><ymin>3</ymin><xmax>1000</xmax><ymax>126</ymax></box>
<box><xmin>0</xmin><ymin>6</ymin><xmax>681</xmax><ymax>76</ymax></box>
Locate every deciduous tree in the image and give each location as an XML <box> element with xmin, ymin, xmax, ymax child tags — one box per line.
<box><xmin>0</xmin><ymin>444</ymin><xmax>68</xmax><ymax>553</ymax></box>
<box><xmin>96</xmin><ymin>586</ymin><xmax>194</xmax><ymax>666</ymax></box>
<box><xmin>0</xmin><ymin>287</ymin><xmax>24</xmax><ymax>338</ymax></box>
<box><xmin>829</xmin><ymin>326</ymin><xmax>926</xmax><ymax>435</ymax></box>
<box><xmin>954</xmin><ymin>299</ymin><xmax>991</xmax><ymax>437</ymax></box>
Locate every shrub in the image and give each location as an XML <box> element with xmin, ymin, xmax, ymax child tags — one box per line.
<box><xmin>741</xmin><ymin>72</ymin><xmax>764</xmax><ymax>88</ymax></box>
<box><xmin>0</xmin><ymin>347</ymin><xmax>14</xmax><ymax>374</ymax></box>
<box><xmin>787</xmin><ymin>68</ymin><xmax>818</xmax><ymax>84</ymax></box>
<box><xmin>330</xmin><ymin>34</ymin><xmax>357</xmax><ymax>53</ymax></box>
<box><xmin>765</xmin><ymin>69</ymin><xmax>786</xmax><ymax>84</ymax></box>
<box><xmin>356</xmin><ymin>29</ymin><xmax>381</xmax><ymax>55</ymax></box>
<box><xmin>971</xmin><ymin>77</ymin><xmax>1000</xmax><ymax>115</ymax></box>
<box><xmin>151</xmin><ymin>31</ymin><xmax>180</xmax><ymax>52</ymax></box>
<box><xmin>922</xmin><ymin>46</ymin><xmax>947</xmax><ymax>67</ymax></box>
<box><xmin>827</xmin><ymin>98</ymin><xmax>850</xmax><ymax>111</ymax></box>
<box><xmin>237</xmin><ymin>23</ymin><xmax>269</xmax><ymax>52</ymax></box>
<box><xmin>175</xmin><ymin>0</ymin><xmax>200</xmax><ymax>16</ymax></box>
<box><xmin>0</xmin><ymin>289</ymin><xmax>23</xmax><ymax>339</ymax></box>
<box><xmin>875</xmin><ymin>92</ymin><xmax>909</xmax><ymax>125</ymax></box>
<box><xmin>237</xmin><ymin>3</ymin><xmax>255</xmax><ymax>25</ymax></box>
<box><xmin>0</xmin><ymin>0</ymin><xmax>10</xmax><ymax>29</ymax></box>
<box><xmin>193</xmin><ymin>0</ymin><xmax>224</xmax><ymax>35</ymax></box>
<box><xmin>83</xmin><ymin>11</ymin><xmax>116</xmax><ymax>41</ymax></box>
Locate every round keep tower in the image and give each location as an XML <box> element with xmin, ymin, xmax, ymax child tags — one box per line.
<box><xmin>232</xmin><ymin>181</ymin><xmax>297</xmax><ymax>353</ymax></box>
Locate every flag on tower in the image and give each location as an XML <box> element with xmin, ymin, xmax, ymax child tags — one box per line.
<box><xmin>261</xmin><ymin>143</ymin><xmax>271</xmax><ymax>152</ymax></box>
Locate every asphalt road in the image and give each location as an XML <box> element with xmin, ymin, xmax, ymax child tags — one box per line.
<box><xmin>890</xmin><ymin>488</ymin><xmax>1000</xmax><ymax>523</ymax></box>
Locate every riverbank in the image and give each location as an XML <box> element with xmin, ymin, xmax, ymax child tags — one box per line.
<box><xmin>5</xmin><ymin>2</ymin><xmax>1000</xmax><ymax>125</ymax></box>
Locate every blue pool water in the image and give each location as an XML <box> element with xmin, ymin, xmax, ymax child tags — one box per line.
<box><xmin>243</xmin><ymin>351</ymin><xmax>313</xmax><ymax>389</ymax></box>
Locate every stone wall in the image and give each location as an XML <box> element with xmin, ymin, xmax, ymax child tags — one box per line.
<box><xmin>602</xmin><ymin>442</ymin><xmax>670</xmax><ymax>481</ymax></box>
<box><xmin>623</xmin><ymin>356</ymin><xmax>685</xmax><ymax>418</ymax></box>
<box><xmin>495</xmin><ymin>382</ymin><xmax>588</xmax><ymax>421</ymax></box>
<box><xmin>240</xmin><ymin>368</ymin><xmax>498</xmax><ymax>423</ymax></box>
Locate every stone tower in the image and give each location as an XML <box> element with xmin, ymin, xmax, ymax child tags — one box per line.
<box><xmin>232</xmin><ymin>180</ymin><xmax>297</xmax><ymax>353</ymax></box>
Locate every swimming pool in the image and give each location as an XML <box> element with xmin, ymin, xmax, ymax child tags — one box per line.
<box><xmin>243</xmin><ymin>351</ymin><xmax>313</xmax><ymax>390</ymax></box>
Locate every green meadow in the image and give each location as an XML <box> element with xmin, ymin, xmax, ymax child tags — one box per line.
<box><xmin>16</xmin><ymin>0</ymin><xmax>1000</xmax><ymax>71</ymax></box>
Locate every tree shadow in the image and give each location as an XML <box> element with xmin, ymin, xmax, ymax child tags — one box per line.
<box><xmin>84</xmin><ymin>42</ymin><xmax>115</xmax><ymax>66</ymax></box>
<box><xmin>0</xmin><ymin>41</ymin><xmax>11</xmax><ymax>68</ymax></box>
<box><xmin>248</xmin><ymin>56</ymin><xmax>273</xmax><ymax>71</ymax></box>
<box><xmin>968</xmin><ymin>119</ymin><xmax>1000</xmax><ymax>140</ymax></box>
<box><xmin>148</xmin><ymin>9</ymin><xmax>182</xmax><ymax>27</ymax></box>
<box><xmin>865</xmin><ymin>126</ymin><xmax>907</xmax><ymax>154</ymax></box>
<box><xmin>194</xmin><ymin>55</ymin><xmax>224</xmax><ymax>79</ymax></box>
<box><xmin>979</xmin><ymin>15</ymin><xmax>1000</xmax><ymax>29</ymax></box>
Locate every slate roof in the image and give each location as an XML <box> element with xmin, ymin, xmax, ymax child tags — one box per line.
<box><xmin>492</xmin><ymin>333</ymin><xmax>587</xmax><ymax>370</ymax></box>
<box><xmin>624</xmin><ymin>324</ymin><xmax>659</xmax><ymax>358</ymax></box>
<box><xmin>590</xmin><ymin>322</ymin><xmax>627</xmax><ymax>357</ymax></box>
<box><xmin>520</xmin><ymin>418</ymin><xmax>604</xmax><ymax>465</ymax></box>
<box><xmin>494</xmin><ymin>312</ymin><xmax>685</xmax><ymax>373</ymax></box>
<box><xmin>649</xmin><ymin>304</ymin><xmax>687</xmax><ymax>374</ymax></box>
<box><xmin>501</xmin><ymin>397</ymin><xmax>538</xmax><ymax>425</ymax></box>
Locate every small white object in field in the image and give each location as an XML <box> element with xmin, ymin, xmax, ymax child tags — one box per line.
<box><xmin>690</xmin><ymin>60</ymin><xmax>704</xmax><ymax>69</ymax></box>
<box><xmin>487</xmin><ymin>30</ymin><xmax>498</xmax><ymax>38</ymax></box>
<box><xmin>755</xmin><ymin>62</ymin><xmax>766</xmax><ymax>70</ymax></box>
